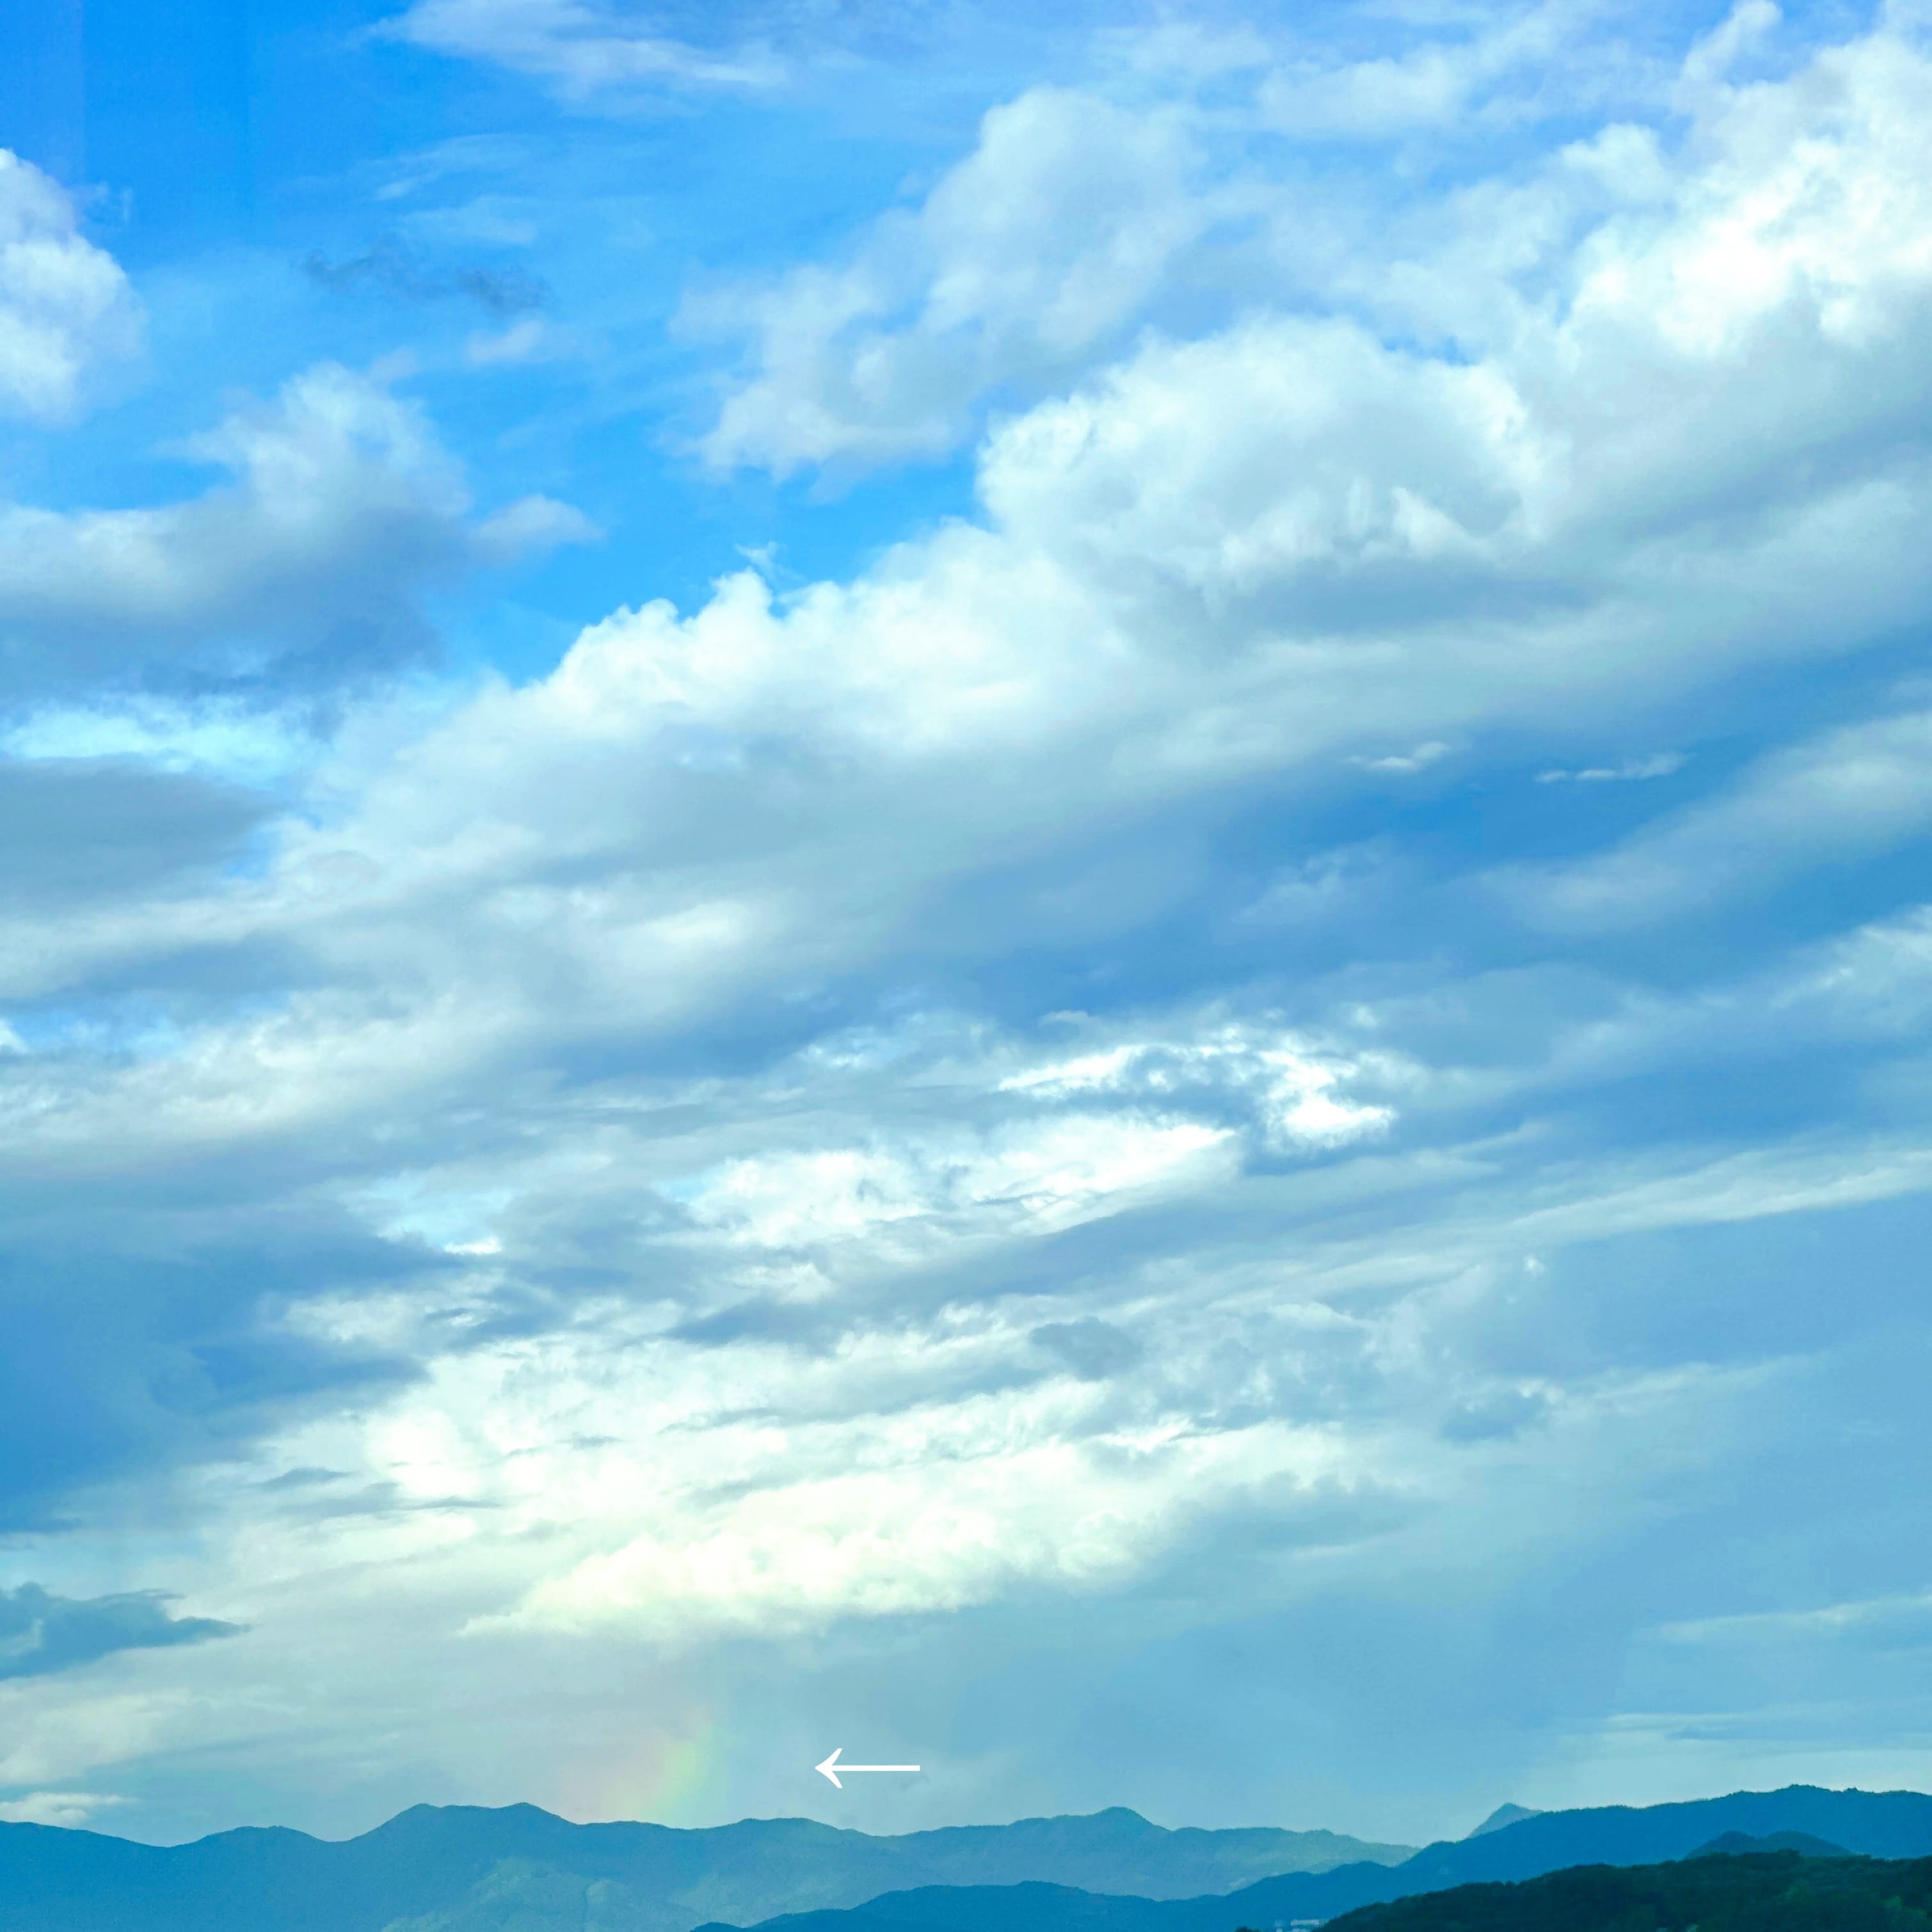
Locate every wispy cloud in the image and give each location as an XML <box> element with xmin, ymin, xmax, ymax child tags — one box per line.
<box><xmin>1512</xmin><ymin>715</ymin><xmax>1932</xmax><ymax>930</ymax></box>
<box><xmin>304</xmin><ymin>237</ymin><xmax>546</xmax><ymax>315</ymax></box>
<box><xmin>1536</xmin><ymin>753</ymin><xmax>1685</xmax><ymax>784</ymax></box>
<box><xmin>380</xmin><ymin>0</ymin><xmax>785</xmax><ymax>101</ymax></box>
<box><xmin>0</xmin><ymin>1791</ymin><xmax>129</xmax><ymax>1828</ymax></box>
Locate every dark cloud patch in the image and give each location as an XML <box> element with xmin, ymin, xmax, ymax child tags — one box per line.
<box><xmin>257</xmin><ymin>1466</ymin><xmax>347</xmax><ymax>1491</ymax></box>
<box><xmin>303</xmin><ymin>239</ymin><xmax>545</xmax><ymax>315</ymax></box>
<box><xmin>0</xmin><ymin>1213</ymin><xmax>442</xmax><ymax>1533</ymax></box>
<box><xmin>0</xmin><ymin>1583</ymin><xmax>241</xmax><ymax>1682</ymax></box>
<box><xmin>672</xmin><ymin>1297</ymin><xmax>840</xmax><ymax>1348</ymax></box>
<box><xmin>257</xmin><ymin>1468</ymin><xmax>487</xmax><ymax>1521</ymax></box>
<box><xmin>1439</xmin><ymin>1387</ymin><xmax>1549</xmax><ymax>1443</ymax></box>
<box><xmin>275</xmin><ymin>1479</ymin><xmax>490</xmax><ymax>1522</ymax></box>
<box><xmin>0</xmin><ymin>758</ymin><xmax>272</xmax><ymax>912</ymax></box>
<box><xmin>1032</xmin><ymin>1316</ymin><xmax>1142</xmax><ymax>1380</ymax></box>
<box><xmin>0</xmin><ymin>364</ymin><xmax>587</xmax><ymax>710</ymax></box>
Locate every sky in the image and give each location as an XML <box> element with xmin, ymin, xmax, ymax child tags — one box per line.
<box><xmin>0</xmin><ymin>0</ymin><xmax>1931</xmax><ymax>1856</ymax></box>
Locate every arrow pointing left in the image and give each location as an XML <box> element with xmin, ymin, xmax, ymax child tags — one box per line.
<box><xmin>815</xmin><ymin>1748</ymin><xmax>922</xmax><ymax>1789</ymax></box>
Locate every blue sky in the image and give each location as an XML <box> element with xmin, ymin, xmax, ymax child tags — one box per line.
<box><xmin>1</xmin><ymin>0</ymin><xmax>1931</xmax><ymax>1857</ymax></box>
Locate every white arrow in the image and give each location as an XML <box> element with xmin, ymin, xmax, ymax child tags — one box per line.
<box><xmin>815</xmin><ymin>1748</ymin><xmax>920</xmax><ymax>1789</ymax></box>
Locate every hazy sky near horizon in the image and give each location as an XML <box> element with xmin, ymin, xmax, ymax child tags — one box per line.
<box><xmin>1</xmin><ymin>0</ymin><xmax>1931</xmax><ymax>1853</ymax></box>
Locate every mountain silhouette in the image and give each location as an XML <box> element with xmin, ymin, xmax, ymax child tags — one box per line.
<box><xmin>1464</xmin><ymin>1807</ymin><xmax>1542</xmax><ymax>1840</ymax></box>
<box><xmin>0</xmin><ymin>1802</ymin><xmax>1407</xmax><ymax>1932</ymax></box>
<box><xmin>687</xmin><ymin>1786</ymin><xmax>1932</xmax><ymax>1932</ymax></box>
<box><xmin>1688</xmin><ymin>1831</ymin><xmax>1851</xmax><ymax>1858</ymax></box>
<box><xmin>4</xmin><ymin>1785</ymin><xmax>1931</xmax><ymax>1932</ymax></box>
<box><xmin>1317</xmin><ymin>1846</ymin><xmax>1932</xmax><ymax>1932</ymax></box>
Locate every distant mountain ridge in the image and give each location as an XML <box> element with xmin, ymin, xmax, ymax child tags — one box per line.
<box><xmin>683</xmin><ymin>1787</ymin><xmax>1932</xmax><ymax>1932</ymax></box>
<box><xmin>1465</xmin><ymin>1807</ymin><xmax>1543</xmax><ymax>1840</ymax></box>
<box><xmin>4</xmin><ymin>1785</ymin><xmax>1932</xmax><ymax>1932</ymax></box>
<box><xmin>0</xmin><ymin>1801</ymin><xmax>1409</xmax><ymax>1932</ymax></box>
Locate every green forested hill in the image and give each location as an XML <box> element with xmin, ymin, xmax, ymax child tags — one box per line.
<box><xmin>1313</xmin><ymin>1849</ymin><xmax>1932</xmax><ymax>1932</ymax></box>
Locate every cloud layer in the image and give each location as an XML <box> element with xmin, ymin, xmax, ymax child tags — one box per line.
<box><xmin>4</xmin><ymin>0</ymin><xmax>1932</xmax><ymax>1850</ymax></box>
<box><xmin>0</xmin><ymin>363</ymin><xmax>591</xmax><ymax>698</ymax></box>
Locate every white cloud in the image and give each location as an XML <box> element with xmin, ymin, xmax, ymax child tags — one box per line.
<box><xmin>692</xmin><ymin>10</ymin><xmax>1932</xmax><ymax>509</ymax></box>
<box><xmin>382</xmin><ymin>0</ymin><xmax>783</xmax><ymax>99</ymax></box>
<box><xmin>0</xmin><ymin>362</ymin><xmax>591</xmax><ymax>692</ymax></box>
<box><xmin>0</xmin><ymin>151</ymin><xmax>140</xmax><ymax>422</ymax></box>
<box><xmin>491</xmin><ymin>1416</ymin><xmax>1351</xmax><ymax>1640</ymax></box>
<box><xmin>1000</xmin><ymin>1027</ymin><xmax>1393</xmax><ymax>1151</ymax></box>
<box><xmin>1793</xmin><ymin>904</ymin><xmax>1932</xmax><ymax>1036</ymax></box>
<box><xmin>0</xmin><ymin>1689</ymin><xmax>194</xmax><ymax>1792</ymax></box>
<box><xmin>0</xmin><ymin>1790</ymin><xmax>129</xmax><ymax>1828</ymax></box>
<box><xmin>691</xmin><ymin>87</ymin><xmax>1217</xmax><ymax>476</ymax></box>
<box><xmin>464</xmin><ymin>315</ymin><xmax>569</xmax><ymax>366</ymax></box>
<box><xmin>1536</xmin><ymin>753</ymin><xmax>1684</xmax><ymax>783</ymax></box>
<box><xmin>8</xmin><ymin>19</ymin><xmax>1932</xmax><ymax>1238</ymax></box>
<box><xmin>1257</xmin><ymin>0</ymin><xmax>1596</xmax><ymax>141</ymax></box>
<box><xmin>1656</xmin><ymin>1589</ymin><xmax>1932</xmax><ymax>1649</ymax></box>
<box><xmin>1355</xmin><ymin>744</ymin><xmax>1453</xmax><ymax>776</ymax></box>
<box><xmin>688</xmin><ymin>1117</ymin><xmax>1232</xmax><ymax>1254</ymax></box>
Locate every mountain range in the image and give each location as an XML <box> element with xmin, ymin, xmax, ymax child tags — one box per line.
<box><xmin>681</xmin><ymin>1789</ymin><xmax>1932</xmax><ymax>1932</ymax></box>
<box><xmin>3</xmin><ymin>1785</ymin><xmax>1931</xmax><ymax>1932</ymax></box>
<box><xmin>0</xmin><ymin>1803</ymin><xmax>1406</xmax><ymax>1932</ymax></box>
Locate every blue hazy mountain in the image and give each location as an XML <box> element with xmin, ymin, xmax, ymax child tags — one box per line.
<box><xmin>681</xmin><ymin>1787</ymin><xmax>1932</xmax><ymax>1932</ymax></box>
<box><xmin>1391</xmin><ymin>1786</ymin><xmax>1932</xmax><ymax>1883</ymax></box>
<box><xmin>0</xmin><ymin>1803</ymin><xmax>1409</xmax><ymax>1932</ymax></box>
<box><xmin>1464</xmin><ymin>1807</ymin><xmax>1544</xmax><ymax>1839</ymax></box>
<box><xmin>4</xmin><ymin>1787</ymin><xmax>1931</xmax><ymax>1932</ymax></box>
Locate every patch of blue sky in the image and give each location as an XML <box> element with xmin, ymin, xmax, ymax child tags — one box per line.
<box><xmin>3</xmin><ymin>993</ymin><xmax>211</xmax><ymax>1060</ymax></box>
<box><xmin>3</xmin><ymin>23</ymin><xmax>1010</xmax><ymax>678</ymax></box>
<box><xmin>1</xmin><ymin>695</ymin><xmax>319</xmax><ymax>786</ymax></box>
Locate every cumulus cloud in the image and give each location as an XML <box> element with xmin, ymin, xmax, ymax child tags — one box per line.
<box><xmin>0</xmin><ymin>362</ymin><xmax>593</xmax><ymax>696</ymax></box>
<box><xmin>692</xmin><ymin>88</ymin><xmax>1215</xmax><ymax>475</ymax></box>
<box><xmin>0</xmin><ymin>1585</ymin><xmax>241</xmax><ymax>1682</ymax></box>
<box><xmin>0</xmin><ymin>151</ymin><xmax>140</xmax><ymax>422</ymax></box>
<box><xmin>693</xmin><ymin>6</ymin><xmax>1932</xmax><ymax>504</ymax></box>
